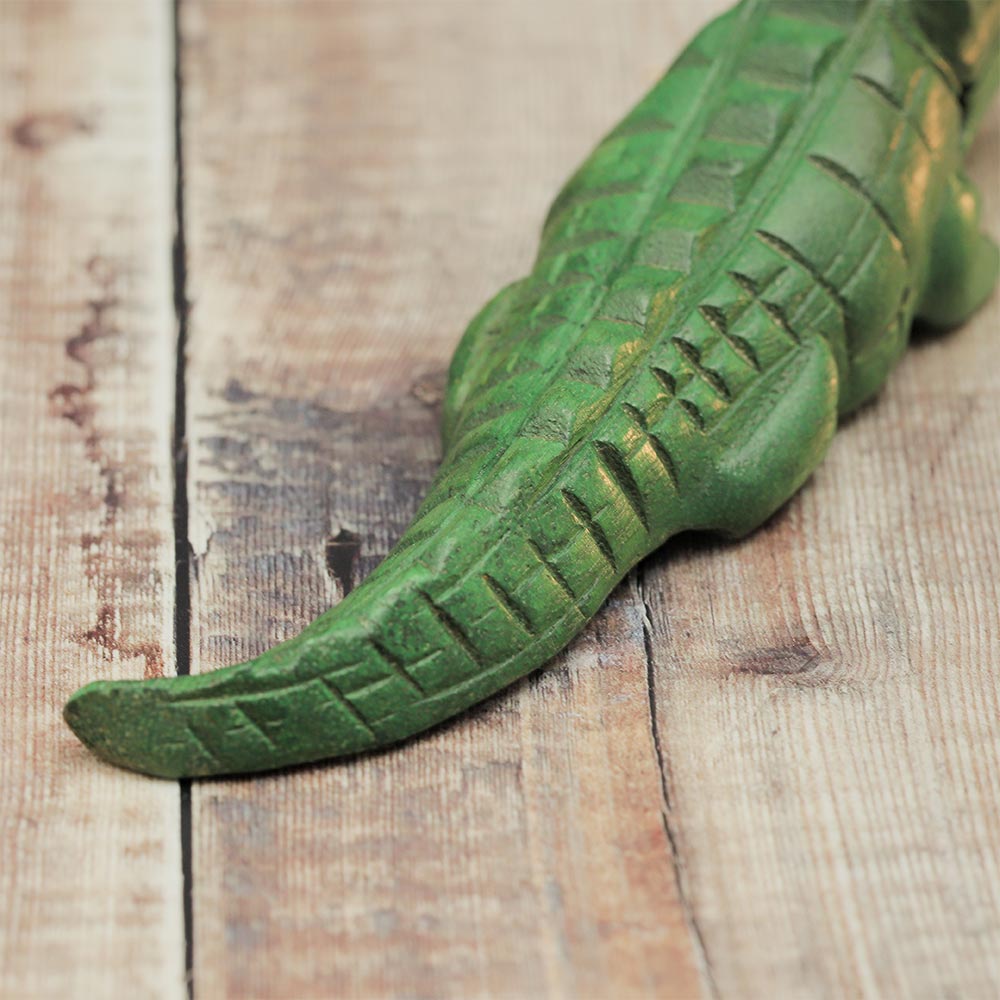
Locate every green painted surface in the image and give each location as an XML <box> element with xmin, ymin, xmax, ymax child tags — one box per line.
<box><xmin>66</xmin><ymin>0</ymin><xmax>999</xmax><ymax>778</ymax></box>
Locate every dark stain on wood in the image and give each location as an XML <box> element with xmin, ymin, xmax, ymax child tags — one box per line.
<box><xmin>74</xmin><ymin>603</ymin><xmax>164</xmax><ymax>680</ymax></box>
<box><xmin>9</xmin><ymin>110</ymin><xmax>93</xmax><ymax>151</ymax></box>
<box><xmin>222</xmin><ymin>377</ymin><xmax>258</xmax><ymax>404</ymax></box>
<box><xmin>48</xmin><ymin>256</ymin><xmax>124</xmax><ymax>522</ymax></box>
<box><xmin>325</xmin><ymin>528</ymin><xmax>361</xmax><ymax>596</ymax></box>
<box><xmin>52</xmin><ymin>256</ymin><xmax>165</xmax><ymax>679</ymax></box>
<box><xmin>731</xmin><ymin>637</ymin><xmax>823</xmax><ymax>678</ymax></box>
<box><xmin>194</xmin><ymin>381</ymin><xmax>442</xmax><ymax>665</ymax></box>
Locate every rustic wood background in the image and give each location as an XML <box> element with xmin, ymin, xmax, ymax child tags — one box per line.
<box><xmin>2</xmin><ymin>1</ymin><xmax>998</xmax><ymax>997</ymax></box>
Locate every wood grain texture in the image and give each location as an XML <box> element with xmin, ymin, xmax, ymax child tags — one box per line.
<box><xmin>642</xmin><ymin>112</ymin><xmax>1000</xmax><ymax>997</ymax></box>
<box><xmin>0</xmin><ymin>2</ymin><xmax>184</xmax><ymax>997</ymax></box>
<box><xmin>5</xmin><ymin>0</ymin><xmax>998</xmax><ymax>997</ymax></box>
<box><xmin>180</xmin><ymin>0</ymin><xmax>1000</xmax><ymax>996</ymax></box>
<box><xmin>181</xmin><ymin>1</ymin><xmax>720</xmax><ymax>996</ymax></box>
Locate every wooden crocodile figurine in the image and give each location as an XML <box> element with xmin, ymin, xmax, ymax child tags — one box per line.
<box><xmin>65</xmin><ymin>0</ymin><xmax>999</xmax><ymax>778</ymax></box>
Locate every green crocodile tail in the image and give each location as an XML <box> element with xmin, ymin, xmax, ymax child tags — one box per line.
<box><xmin>65</xmin><ymin>331</ymin><xmax>838</xmax><ymax>779</ymax></box>
<box><xmin>65</xmin><ymin>0</ymin><xmax>999</xmax><ymax>778</ymax></box>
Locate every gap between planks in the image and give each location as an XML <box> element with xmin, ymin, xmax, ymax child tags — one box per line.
<box><xmin>171</xmin><ymin>0</ymin><xmax>195</xmax><ymax>996</ymax></box>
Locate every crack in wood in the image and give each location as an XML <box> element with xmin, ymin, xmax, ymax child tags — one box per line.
<box><xmin>635</xmin><ymin>567</ymin><xmax>719</xmax><ymax>1000</ymax></box>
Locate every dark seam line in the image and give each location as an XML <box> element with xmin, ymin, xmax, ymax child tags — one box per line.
<box><xmin>171</xmin><ymin>1</ymin><xmax>194</xmax><ymax>997</ymax></box>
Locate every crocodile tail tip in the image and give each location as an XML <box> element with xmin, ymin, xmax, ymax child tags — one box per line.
<box><xmin>64</xmin><ymin>679</ymin><xmax>187</xmax><ymax>779</ymax></box>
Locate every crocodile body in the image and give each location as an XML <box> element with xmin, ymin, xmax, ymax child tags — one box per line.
<box><xmin>66</xmin><ymin>0</ymin><xmax>1000</xmax><ymax>778</ymax></box>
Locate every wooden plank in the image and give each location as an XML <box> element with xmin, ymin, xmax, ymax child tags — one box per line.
<box><xmin>181</xmin><ymin>1</ymin><xmax>722</xmax><ymax>996</ymax></box>
<box><xmin>643</xmin><ymin>109</ymin><xmax>1000</xmax><ymax>997</ymax></box>
<box><xmin>0</xmin><ymin>1</ymin><xmax>184</xmax><ymax>997</ymax></box>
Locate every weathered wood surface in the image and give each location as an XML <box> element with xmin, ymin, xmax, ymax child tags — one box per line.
<box><xmin>181</xmin><ymin>2</ymin><xmax>711</xmax><ymax>997</ymax></box>
<box><xmin>0</xmin><ymin>2</ymin><xmax>184</xmax><ymax>998</ymax></box>
<box><xmin>180</xmin><ymin>0</ymin><xmax>1000</xmax><ymax>998</ymax></box>
<box><xmin>3</xmin><ymin>0</ymin><xmax>1000</xmax><ymax>997</ymax></box>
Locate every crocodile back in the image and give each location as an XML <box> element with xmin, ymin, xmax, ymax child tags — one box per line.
<box><xmin>429</xmin><ymin>0</ymin><xmax>974</xmax><ymax>552</ymax></box>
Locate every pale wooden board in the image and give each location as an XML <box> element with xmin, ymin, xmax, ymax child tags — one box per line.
<box><xmin>641</xmin><ymin>102</ymin><xmax>1000</xmax><ymax>997</ymax></box>
<box><xmin>0</xmin><ymin>2</ymin><xmax>185</xmax><ymax>998</ymax></box>
<box><xmin>180</xmin><ymin>1</ymin><xmax>722</xmax><ymax>997</ymax></box>
<box><xmin>180</xmin><ymin>1</ymin><xmax>1000</xmax><ymax>996</ymax></box>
